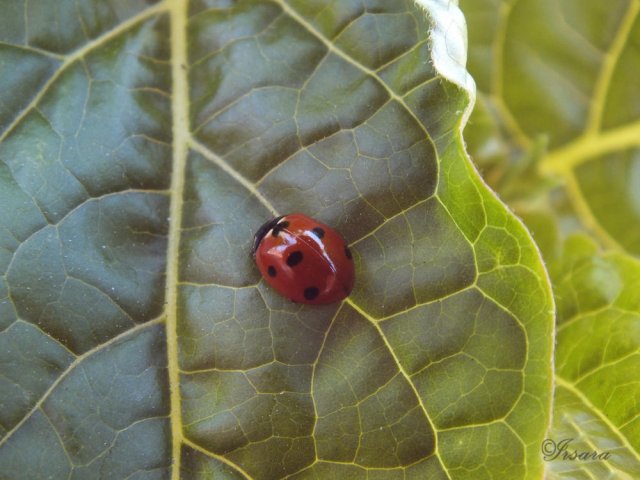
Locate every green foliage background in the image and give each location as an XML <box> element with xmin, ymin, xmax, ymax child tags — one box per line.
<box><xmin>0</xmin><ymin>0</ymin><xmax>636</xmax><ymax>479</ymax></box>
<box><xmin>460</xmin><ymin>0</ymin><xmax>640</xmax><ymax>478</ymax></box>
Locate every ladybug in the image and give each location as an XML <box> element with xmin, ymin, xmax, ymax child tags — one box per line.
<box><xmin>251</xmin><ymin>213</ymin><xmax>355</xmax><ymax>304</ymax></box>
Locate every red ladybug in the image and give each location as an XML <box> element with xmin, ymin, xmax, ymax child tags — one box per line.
<box><xmin>252</xmin><ymin>213</ymin><xmax>355</xmax><ymax>304</ymax></box>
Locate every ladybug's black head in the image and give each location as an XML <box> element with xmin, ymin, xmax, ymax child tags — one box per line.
<box><xmin>251</xmin><ymin>215</ymin><xmax>284</xmax><ymax>257</ymax></box>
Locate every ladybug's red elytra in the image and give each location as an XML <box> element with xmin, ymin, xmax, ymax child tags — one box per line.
<box><xmin>252</xmin><ymin>213</ymin><xmax>355</xmax><ymax>304</ymax></box>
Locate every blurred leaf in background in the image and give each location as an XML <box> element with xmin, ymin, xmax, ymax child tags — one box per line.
<box><xmin>460</xmin><ymin>0</ymin><xmax>640</xmax><ymax>477</ymax></box>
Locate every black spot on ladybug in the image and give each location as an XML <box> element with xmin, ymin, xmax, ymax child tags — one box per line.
<box><xmin>304</xmin><ymin>287</ymin><xmax>319</xmax><ymax>300</ymax></box>
<box><xmin>345</xmin><ymin>246</ymin><xmax>352</xmax><ymax>260</ymax></box>
<box><xmin>286</xmin><ymin>250</ymin><xmax>303</xmax><ymax>267</ymax></box>
<box><xmin>271</xmin><ymin>220</ymin><xmax>290</xmax><ymax>237</ymax></box>
<box><xmin>267</xmin><ymin>266</ymin><xmax>277</xmax><ymax>277</ymax></box>
<box><xmin>312</xmin><ymin>227</ymin><xmax>325</xmax><ymax>238</ymax></box>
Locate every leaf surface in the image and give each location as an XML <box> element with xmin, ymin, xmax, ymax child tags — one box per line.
<box><xmin>0</xmin><ymin>0</ymin><xmax>553</xmax><ymax>478</ymax></box>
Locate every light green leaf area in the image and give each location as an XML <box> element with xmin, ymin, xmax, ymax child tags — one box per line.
<box><xmin>0</xmin><ymin>1</ymin><xmax>553</xmax><ymax>479</ymax></box>
<box><xmin>460</xmin><ymin>0</ymin><xmax>640</xmax><ymax>255</ymax></box>
<box><xmin>460</xmin><ymin>0</ymin><xmax>640</xmax><ymax>477</ymax></box>
<box><xmin>545</xmin><ymin>235</ymin><xmax>640</xmax><ymax>479</ymax></box>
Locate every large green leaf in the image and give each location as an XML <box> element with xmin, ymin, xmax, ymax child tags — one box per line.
<box><xmin>0</xmin><ymin>1</ymin><xmax>553</xmax><ymax>478</ymax></box>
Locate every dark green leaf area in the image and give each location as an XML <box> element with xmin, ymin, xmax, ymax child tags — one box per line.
<box><xmin>0</xmin><ymin>10</ymin><xmax>173</xmax><ymax>470</ymax></box>
<box><xmin>285</xmin><ymin>0</ymin><xmax>411</xmax><ymax>36</ymax></box>
<box><xmin>0</xmin><ymin>324</ymin><xmax>170</xmax><ymax>480</ymax></box>
<box><xmin>0</xmin><ymin>322</ymin><xmax>73</xmax><ymax>437</ymax></box>
<box><xmin>0</xmin><ymin>163</ymin><xmax>47</xmax><ymax>332</ymax></box>
<box><xmin>286</xmin><ymin>0</ymin><xmax>425</xmax><ymax>67</ymax></box>
<box><xmin>260</xmin><ymin>104</ymin><xmax>438</xmax><ymax>241</ymax></box>
<box><xmin>0</xmin><ymin>15</ymin><xmax>171</xmax><ymax>223</ymax></box>
<box><xmin>0</xmin><ymin>1</ymin><xmax>26</xmax><ymax>44</ymax></box>
<box><xmin>406</xmin><ymin>82</ymin><xmax>469</xmax><ymax>146</ymax></box>
<box><xmin>0</xmin><ymin>412</ymin><xmax>71</xmax><ymax>480</ymax></box>
<box><xmin>0</xmin><ymin>162</ymin><xmax>47</xmax><ymax>253</ymax></box>
<box><xmin>58</xmin><ymin>31</ymin><xmax>171</xmax><ymax>193</ymax></box>
<box><xmin>2</xmin><ymin>110</ymin><xmax>89</xmax><ymax>224</ymax></box>
<box><xmin>182</xmin><ymin>362</ymin><xmax>315</xmax><ymax>479</ymax></box>
<box><xmin>189</xmin><ymin>0</ymin><xmax>442</xmax><ymax>245</ymax></box>
<box><xmin>6</xmin><ymin>0</ymin><xmax>163</xmax><ymax>55</ymax></box>
<box><xmin>332</xmin><ymin>10</ymin><xmax>420</xmax><ymax>70</ymax></box>
<box><xmin>7</xmin><ymin>193</ymin><xmax>169</xmax><ymax>354</ymax></box>
<box><xmin>1</xmin><ymin>11</ymin><xmax>172</xmax><ymax>350</ymax></box>
<box><xmin>196</xmin><ymin>56</ymin><xmax>387</xmax><ymax>182</ymax></box>
<box><xmin>0</xmin><ymin>46</ymin><xmax>60</xmax><ymax>136</ymax></box>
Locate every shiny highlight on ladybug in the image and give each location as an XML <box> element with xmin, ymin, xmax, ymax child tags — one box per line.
<box><xmin>252</xmin><ymin>213</ymin><xmax>355</xmax><ymax>304</ymax></box>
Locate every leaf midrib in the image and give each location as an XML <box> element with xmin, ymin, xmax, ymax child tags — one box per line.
<box><xmin>166</xmin><ymin>0</ymin><xmax>189</xmax><ymax>478</ymax></box>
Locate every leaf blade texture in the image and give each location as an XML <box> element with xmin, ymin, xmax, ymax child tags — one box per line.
<box><xmin>0</xmin><ymin>1</ymin><xmax>553</xmax><ymax>478</ymax></box>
